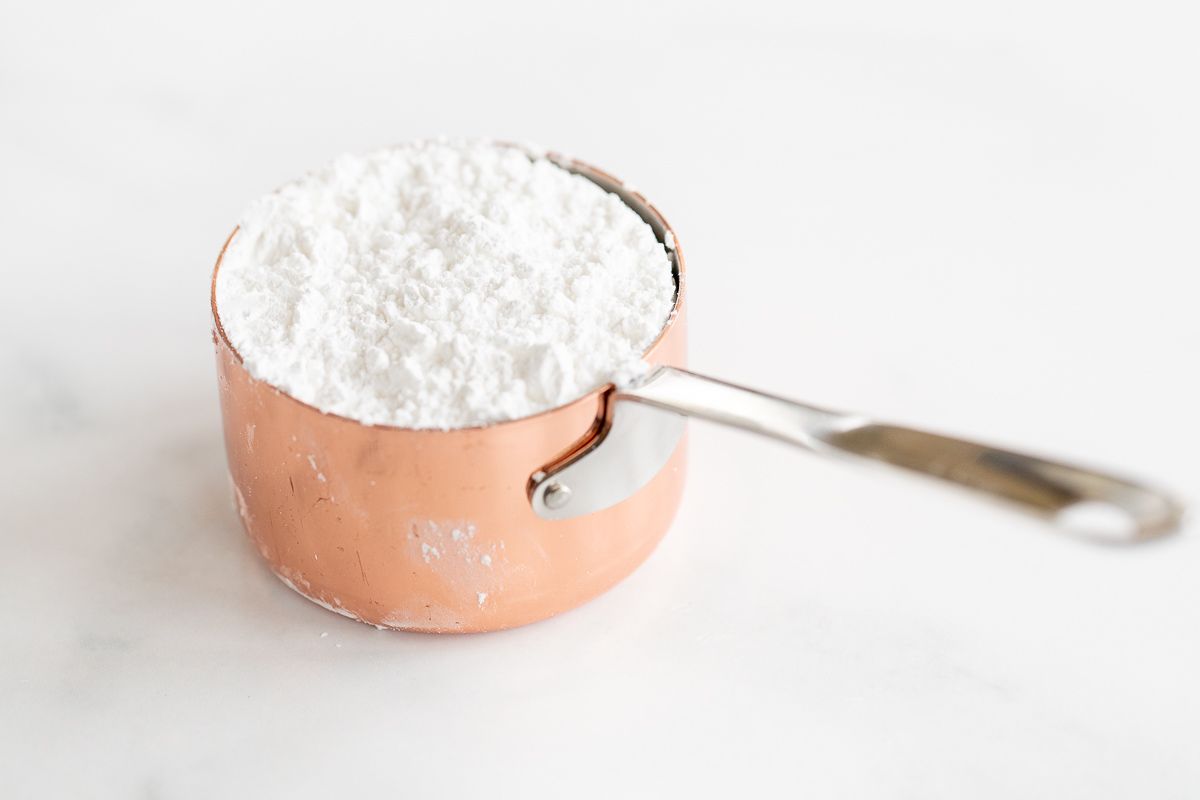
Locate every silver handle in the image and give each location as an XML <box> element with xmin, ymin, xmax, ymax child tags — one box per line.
<box><xmin>625</xmin><ymin>367</ymin><xmax>1183</xmax><ymax>542</ymax></box>
<box><xmin>530</xmin><ymin>367</ymin><xmax>1184</xmax><ymax>543</ymax></box>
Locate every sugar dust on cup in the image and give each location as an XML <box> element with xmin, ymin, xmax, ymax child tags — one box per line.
<box><xmin>212</xmin><ymin>140</ymin><xmax>1182</xmax><ymax>634</ymax></box>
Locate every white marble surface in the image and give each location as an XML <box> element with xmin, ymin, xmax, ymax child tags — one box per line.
<box><xmin>3</xmin><ymin>1</ymin><xmax>1198</xmax><ymax>797</ymax></box>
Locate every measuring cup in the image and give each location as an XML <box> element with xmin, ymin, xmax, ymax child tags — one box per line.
<box><xmin>212</xmin><ymin>152</ymin><xmax>1182</xmax><ymax>633</ymax></box>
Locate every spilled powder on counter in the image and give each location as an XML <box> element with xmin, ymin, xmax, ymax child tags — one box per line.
<box><xmin>215</xmin><ymin>139</ymin><xmax>675</xmax><ymax>429</ymax></box>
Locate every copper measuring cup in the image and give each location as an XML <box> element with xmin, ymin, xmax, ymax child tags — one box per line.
<box><xmin>212</xmin><ymin>152</ymin><xmax>1183</xmax><ymax>633</ymax></box>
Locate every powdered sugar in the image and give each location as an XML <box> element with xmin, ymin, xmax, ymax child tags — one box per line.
<box><xmin>215</xmin><ymin>139</ymin><xmax>675</xmax><ymax>429</ymax></box>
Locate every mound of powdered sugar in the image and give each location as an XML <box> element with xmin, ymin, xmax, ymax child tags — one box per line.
<box><xmin>215</xmin><ymin>140</ymin><xmax>676</xmax><ymax>429</ymax></box>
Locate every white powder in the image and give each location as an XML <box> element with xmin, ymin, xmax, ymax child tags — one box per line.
<box><xmin>215</xmin><ymin>139</ymin><xmax>675</xmax><ymax>429</ymax></box>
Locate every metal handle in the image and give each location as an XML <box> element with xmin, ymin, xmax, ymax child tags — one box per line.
<box><xmin>530</xmin><ymin>367</ymin><xmax>1183</xmax><ymax>543</ymax></box>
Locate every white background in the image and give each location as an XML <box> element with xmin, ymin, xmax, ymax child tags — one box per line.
<box><xmin>2</xmin><ymin>1</ymin><xmax>1198</xmax><ymax>797</ymax></box>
